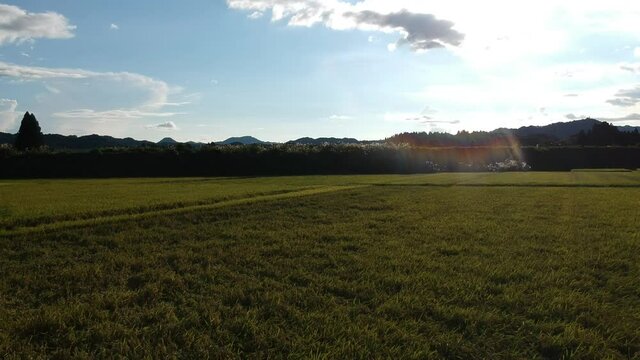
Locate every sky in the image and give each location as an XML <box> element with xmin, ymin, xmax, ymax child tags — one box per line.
<box><xmin>1</xmin><ymin>1</ymin><xmax>640</xmax><ymax>142</ymax></box>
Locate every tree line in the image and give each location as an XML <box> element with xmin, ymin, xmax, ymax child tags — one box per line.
<box><xmin>386</xmin><ymin>122</ymin><xmax>640</xmax><ymax>147</ymax></box>
<box><xmin>1</xmin><ymin>112</ymin><xmax>639</xmax><ymax>178</ymax></box>
<box><xmin>1</xmin><ymin>144</ymin><xmax>639</xmax><ymax>178</ymax></box>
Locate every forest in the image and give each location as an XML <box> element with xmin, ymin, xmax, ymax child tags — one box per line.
<box><xmin>1</xmin><ymin>113</ymin><xmax>639</xmax><ymax>178</ymax></box>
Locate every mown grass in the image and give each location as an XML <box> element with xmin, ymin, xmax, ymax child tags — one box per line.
<box><xmin>0</xmin><ymin>173</ymin><xmax>639</xmax><ymax>358</ymax></box>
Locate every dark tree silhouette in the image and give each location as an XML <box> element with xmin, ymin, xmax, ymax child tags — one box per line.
<box><xmin>14</xmin><ymin>112</ymin><xmax>44</xmax><ymax>151</ymax></box>
<box><xmin>574</xmin><ymin>121</ymin><xmax>640</xmax><ymax>146</ymax></box>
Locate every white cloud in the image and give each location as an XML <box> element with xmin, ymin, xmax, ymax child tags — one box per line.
<box><xmin>401</xmin><ymin>58</ymin><xmax>640</xmax><ymax>130</ymax></box>
<box><xmin>226</xmin><ymin>0</ymin><xmax>464</xmax><ymax>52</ymax></box>
<box><xmin>227</xmin><ymin>1</ymin><xmax>640</xmax><ymax>68</ymax></box>
<box><xmin>0</xmin><ymin>4</ymin><xmax>75</xmax><ymax>45</ymax></box>
<box><xmin>635</xmin><ymin>47</ymin><xmax>640</xmax><ymax>58</ymax></box>
<box><xmin>0</xmin><ymin>98</ymin><xmax>18</xmax><ymax>131</ymax></box>
<box><xmin>329</xmin><ymin>114</ymin><xmax>352</xmax><ymax>121</ymax></box>
<box><xmin>0</xmin><ymin>61</ymin><xmax>189</xmax><ymax>131</ymax></box>
<box><xmin>0</xmin><ymin>61</ymin><xmax>96</xmax><ymax>79</ymax></box>
<box><xmin>110</xmin><ymin>23</ymin><xmax>119</xmax><ymax>30</ymax></box>
<box><xmin>248</xmin><ymin>11</ymin><xmax>264</xmax><ymax>19</ymax></box>
<box><xmin>0</xmin><ymin>61</ymin><xmax>173</xmax><ymax>111</ymax></box>
<box><xmin>226</xmin><ymin>1</ymin><xmax>640</xmax><ymax>117</ymax></box>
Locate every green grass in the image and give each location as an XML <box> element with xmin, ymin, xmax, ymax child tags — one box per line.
<box><xmin>1</xmin><ymin>173</ymin><xmax>639</xmax><ymax>358</ymax></box>
<box><xmin>571</xmin><ymin>169</ymin><xmax>634</xmax><ymax>172</ymax></box>
<box><xmin>2</xmin><ymin>172</ymin><xmax>639</xmax><ymax>232</ymax></box>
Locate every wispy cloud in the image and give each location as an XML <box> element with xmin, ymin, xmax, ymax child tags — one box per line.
<box><xmin>328</xmin><ymin>114</ymin><xmax>352</xmax><ymax>121</ymax></box>
<box><xmin>620</xmin><ymin>64</ymin><xmax>640</xmax><ymax>73</ymax></box>
<box><xmin>0</xmin><ymin>61</ymin><xmax>172</xmax><ymax>109</ymax></box>
<box><xmin>607</xmin><ymin>85</ymin><xmax>640</xmax><ymax>107</ymax></box>
<box><xmin>0</xmin><ymin>61</ymin><xmax>97</xmax><ymax>79</ymax></box>
<box><xmin>0</xmin><ymin>4</ymin><xmax>75</xmax><ymax>45</ymax></box>
<box><xmin>405</xmin><ymin>115</ymin><xmax>460</xmax><ymax>125</ymax></box>
<box><xmin>599</xmin><ymin>113</ymin><xmax>640</xmax><ymax>122</ymax></box>
<box><xmin>0</xmin><ymin>61</ymin><xmax>187</xmax><ymax>124</ymax></box>
<box><xmin>43</xmin><ymin>83</ymin><xmax>61</xmax><ymax>94</ymax></box>
<box><xmin>110</xmin><ymin>23</ymin><xmax>119</xmax><ymax>30</ymax></box>
<box><xmin>54</xmin><ymin>109</ymin><xmax>180</xmax><ymax>121</ymax></box>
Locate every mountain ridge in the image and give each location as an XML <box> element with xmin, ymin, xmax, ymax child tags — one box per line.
<box><xmin>286</xmin><ymin>137</ymin><xmax>361</xmax><ymax>145</ymax></box>
<box><xmin>1</xmin><ymin>118</ymin><xmax>638</xmax><ymax>150</ymax></box>
<box><xmin>217</xmin><ymin>136</ymin><xmax>264</xmax><ymax>145</ymax></box>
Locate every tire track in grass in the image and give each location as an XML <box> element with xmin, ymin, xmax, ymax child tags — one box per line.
<box><xmin>0</xmin><ymin>185</ymin><xmax>366</xmax><ymax>237</ymax></box>
<box><xmin>1</xmin><ymin>188</ymin><xmax>319</xmax><ymax>231</ymax></box>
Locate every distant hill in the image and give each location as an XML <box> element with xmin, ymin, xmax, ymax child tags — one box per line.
<box><xmin>0</xmin><ymin>132</ymin><xmax>14</xmax><ymax>145</ymax></box>
<box><xmin>495</xmin><ymin>118</ymin><xmax>600</xmax><ymax>140</ymax></box>
<box><xmin>1</xmin><ymin>118</ymin><xmax>638</xmax><ymax>150</ymax></box>
<box><xmin>0</xmin><ymin>132</ymin><xmax>209</xmax><ymax>150</ymax></box>
<box><xmin>157</xmin><ymin>138</ymin><xmax>206</xmax><ymax>148</ymax></box>
<box><xmin>388</xmin><ymin>118</ymin><xmax>640</xmax><ymax>147</ymax></box>
<box><xmin>0</xmin><ymin>132</ymin><xmax>154</xmax><ymax>150</ymax></box>
<box><xmin>157</xmin><ymin>137</ymin><xmax>178</xmax><ymax>146</ymax></box>
<box><xmin>506</xmin><ymin>118</ymin><xmax>601</xmax><ymax>140</ymax></box>
<box><xmin>217</xmin><ymin>136</ymin><xmax>265</xmax><ymax>145</ymax></box>
<box><xmin>45</xmin><ymin>134</ymin><xmax>154</xmax><ymax>149</ymax></box>
<box><xmin>494</xmin><ymin>118</ymin><xmax>639</xmax><ymax>145</ymax></box>
<box><xmin>185</xmin><ymin>141</ymin><xmax>206</xmax><ymax>147</ymax></box>
<box><xmin>287</xmin><ymin>137</ymin><xmax>361</xmax><ymax>145</ymax></box>
<box><xmin>618</xmin><ymin>125</ymin><xmax>640</xmax><ymax>133</ymax></box>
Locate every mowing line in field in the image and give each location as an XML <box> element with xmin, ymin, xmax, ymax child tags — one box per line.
<box><xmin>0</xmin><ymin>185</ymin><xmax>365</xmax><ymax>237</ymax></box>
<box><xmin>0</xmin><ymin>187</ymin><xmax>322</xmax><ymax>231</ymax></box>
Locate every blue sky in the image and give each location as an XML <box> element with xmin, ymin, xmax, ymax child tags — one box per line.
<box><xmin>1</xmin><ymin>0</ymin><xmax>640</xmax><ymax>142</ymax></box>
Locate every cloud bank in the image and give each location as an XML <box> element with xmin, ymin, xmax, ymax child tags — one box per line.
<box><xmin>0</xmin><ymin>4</ymin><xmax>75</xmax><ymax>45</ymax></box>
<box><xmin>226</xmin><ymin>0</ymin><xmax>464</xmax><ymax>52</ymax></box>
<box><xmin>345</xmin><ymin>10</ymin><xmax>463</xmax><ymax>50</ymax></box>
<box><xmin>600</xmin><ymin>113</ymin><xmax>640</xmax><ymax>122</ymax></box>
<box><xmin>0</xmin><ymin>61</ymin><xmax>177</xmax><ymax>121</ymax></box>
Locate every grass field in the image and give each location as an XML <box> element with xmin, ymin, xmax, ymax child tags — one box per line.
<box><xmin>1</xmin><ymin>172</ymin><xmax>639</xmax><ymax>358</ymax></box>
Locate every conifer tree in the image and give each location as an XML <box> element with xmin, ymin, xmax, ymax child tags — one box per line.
<box><xmin>14</xmin><ymin>112</ymin><xmax>44</xmax><ymax>151</ymax></box>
